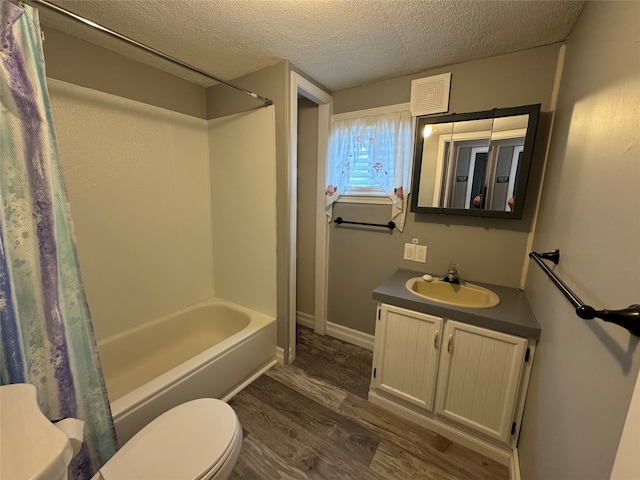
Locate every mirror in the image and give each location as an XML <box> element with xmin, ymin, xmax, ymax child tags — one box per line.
<box><xmin>411</xmin><ymin>104</ymin><xmax>541</xmax><ymax>219</ymax></box>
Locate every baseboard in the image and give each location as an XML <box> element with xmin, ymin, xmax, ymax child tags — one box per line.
<box><xmin>368</xmin><ymin>391</ymin><xmax>512</xmax><ymax>466</ymax></box>
<box><xmin>296</xmin><ymin>311</ymin><xmax>315</xmax><ymax>329</ymax></box>
<box><xmin>510</xmin><ymin>447</ymin><xmax>521</xmax><ymax>480</ymax></box>
<box><xmin>296</xmin><ymin>312</ymin><xmax>374</xmax><ymax>351</ymax></box>
<box><xmin>275</xmin><ymin>347</ymin><xmax>285</xmax><ymax>364</ymax></box>
<box><xmin>326</xmin><ymin>322</ymin><xmax>374</xmax><ymax>351</ymax></box>
<box><xmin>221</xmin><ymin>358</ymin><xmax>277</xmax><ymax>402</ymax></box>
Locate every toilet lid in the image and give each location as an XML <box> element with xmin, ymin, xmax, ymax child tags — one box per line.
<box><xmin>100</xmin><ymin>398</ymin><xmax>239</xmax><ymax>480</ymax></box>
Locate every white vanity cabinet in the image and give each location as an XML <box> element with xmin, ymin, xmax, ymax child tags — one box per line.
<box><xmin>434</xmin><ymin>320</ymin><xmax>528</xmax><ymax>443</ymax></box>
<box><xmin>370</xmin><ymin>303</ymin><xmax>535</xmax><ymax>463</ymax></box>
<box><xmin>372</xmin><ymin>304</ymin><xmax>443</xmax><ymax>411</ymax></box>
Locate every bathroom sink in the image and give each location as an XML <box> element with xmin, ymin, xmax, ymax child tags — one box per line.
<box><xmin>405</xmin><ymin>277</ymin><xmax>500</xmax><ymax>308</ymax></box>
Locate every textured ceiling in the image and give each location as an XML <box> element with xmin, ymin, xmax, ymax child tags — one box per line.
<box><xmin>34</xmin><ymin>0</ymin><xmax>585</xmax><ymax>91</ymax></box>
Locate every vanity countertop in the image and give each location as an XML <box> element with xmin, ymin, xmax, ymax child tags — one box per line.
<box><xmin>373</xmin><ymin>268</ymin><xmax>541</xmax><ymax>340</ymax></box>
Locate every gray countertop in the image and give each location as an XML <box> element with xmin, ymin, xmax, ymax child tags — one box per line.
<box><xmin>372</xmin><ymin>268</ymin><xmax>541</xmax><ymax>340</ymax></box>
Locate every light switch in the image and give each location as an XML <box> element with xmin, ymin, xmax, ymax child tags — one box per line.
<box><xmin>404</xmin><ymin>243</ymin><xmax>416</xmax><ymax>260</ymax></box>
<box><xmin>415</xmin><ymin>245</ymin><xmax>427</xmax><ymax>263</ymax></box>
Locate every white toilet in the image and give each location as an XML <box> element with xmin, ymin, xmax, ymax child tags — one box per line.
<box><xmin>0</xmin><ymin>384</ymin><xmax>242</xmax><ymax>480</ymax></box>
<box><xmin>93</xmin><ymin>397</ymin><xmax>243</xmax><ymax>480</ymax></box>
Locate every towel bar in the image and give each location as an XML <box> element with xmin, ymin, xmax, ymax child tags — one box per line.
<box><xmin>333</xmin><ymin>217</ymin><xmax>395</xmax><ymax>230</ymax></box>
<box><xmin>529</xmin><ymin>250</ymin><xmax>640</xmax><ymax>336</ymax></box>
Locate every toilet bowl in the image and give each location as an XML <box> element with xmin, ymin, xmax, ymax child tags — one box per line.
<box><xmin>94</xmin><ymin>398</ymin><xmax>243</xmax><ymax>480</ymax></box>
<box><xmin>0</xmin><ymin>383</ymin><xmax>242</xmax><ymax>480</ymax></box>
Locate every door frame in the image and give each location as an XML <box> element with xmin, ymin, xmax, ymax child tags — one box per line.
<box><xmin>287</xmin><ymin>71</ymin><xmax>332</xmax><ymax>363</ymax></box>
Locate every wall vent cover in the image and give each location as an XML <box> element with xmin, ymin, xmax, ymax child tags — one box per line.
<box><xmin>410</xmin><ymin>73</ymin><xmax>451</xmax><ymax>116</ymax></box>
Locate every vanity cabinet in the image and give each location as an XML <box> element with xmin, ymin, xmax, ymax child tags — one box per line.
<box><xmin>434</xmin><ymin>320</ymin><xmax>527</xmax><ymax>443</ymax></box>
<box><xmin>372</xmin><ymin>304</ymin><xmax>443</xmax><ymax>411</ymax></box>
<box><xmin>370</xmin><ymin>303</ymin><xmax>535</xmax><ymax>458</ymax></box>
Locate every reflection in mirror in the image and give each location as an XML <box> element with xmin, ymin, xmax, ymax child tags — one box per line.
<box><xmin>411</xmin><ymin>104</ymin><xmax>540</xmax><ymax>219</ymax></box>
<box><xmin>442</xmin><ymin>118</ymin><xmax>494</xmax><ymax>210</ymax></box>
<box><xmin>417</xmin><ymin>122</ymin><xmax>453</xmax><ymax>208</ymax></box>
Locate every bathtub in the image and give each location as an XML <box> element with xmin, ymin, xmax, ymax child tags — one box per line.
<box><xmin>97</xmin><ymin>297</ymin><xmax>277</xmax><ymax>445</ymax></box>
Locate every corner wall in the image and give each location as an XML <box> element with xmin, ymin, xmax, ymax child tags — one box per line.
<box><xmin>296</xmin><ymin>98</ymin><xmax>319</xmax><ymax>317</ymax></box>
<box><xmin>41</xmin><ymin>29</ymin><xmax>214</xmax><ymax>340</ymax></box>
<box><xmin>208</xmin><ymin>107</ymin><xmax>278</xmax><ymax>317</ymax></box>
<box><xmin>207</xmin><ymin>62</ymin><xmax>290</xmax><ymax>345</ymax></box>
<box><xmin>42</xmin><ymin>27</ymin><xmax>207</xmax><ymax>118</ymax></box>
<box><xmin>206</xmin><ymin>62</ymin><xmax>331</xmax><ymax>348</ymax></box>
<box><xmin>519</xmin><ymin>2</ymin><xmax>640</xmax><ymax>479</ymax></box>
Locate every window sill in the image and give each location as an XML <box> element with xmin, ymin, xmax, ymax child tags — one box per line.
<box><xmin>337</xmin><ymin>195</ymin><xmax>392</xmax><ymax>205</ymax></box>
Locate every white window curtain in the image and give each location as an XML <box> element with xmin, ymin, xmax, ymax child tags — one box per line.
<box><xmin>325</xmin><ymin>109</ymin><xmax>413</xmax><ymax>231</ymax></box>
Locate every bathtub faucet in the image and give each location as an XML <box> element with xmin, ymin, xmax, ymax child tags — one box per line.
<box><xmin>441</xmin><ymin>262</ymin><xmax>464</xmax><ymax>285</ymax></box>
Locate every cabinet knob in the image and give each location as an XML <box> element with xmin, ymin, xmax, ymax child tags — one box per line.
<box><xmin>434</xmin><ymin>329</ymin><xmax>439</xmax><ymax>349</ymax></box>
<box><xmin>447</xmin><ymin>334</ymin><xmax>453</xmax><ymax>353</ymax></box>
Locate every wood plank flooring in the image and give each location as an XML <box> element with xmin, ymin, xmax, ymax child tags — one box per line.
<box><xmin>228</xmin><ymin>326</ymin><xmax>509</xmax><ymax>480</ymax></box>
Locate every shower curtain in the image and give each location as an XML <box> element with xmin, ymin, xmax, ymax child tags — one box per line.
<box><xmin>0</xmin><ymin>1</ymin><xmax>117</xmax><ymax>478</ymax></box>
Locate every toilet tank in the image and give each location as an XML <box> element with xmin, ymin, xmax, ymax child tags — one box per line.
<box><xmin>0</xmin><ymin>383</ymin><xmax>73</xmax><ymax>480</ymax></box>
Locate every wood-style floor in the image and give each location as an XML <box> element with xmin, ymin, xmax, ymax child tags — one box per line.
<box><xmin>228</xmin><ymin>325</ymin><xmax>509</xmax><ymax>480</ymax></box>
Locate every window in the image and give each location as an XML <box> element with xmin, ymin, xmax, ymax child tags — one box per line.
<box><xmin>325</xmin><ymin>105</ymin><xmax>413</xmax><ymax>230</ymax></box>
<box><xmin>335</xmin><ymin>123</ymin><xmax>394</xmax><ymax>196</ymax></box>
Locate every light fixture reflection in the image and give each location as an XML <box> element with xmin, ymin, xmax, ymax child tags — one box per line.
<box><xmin>422</xmin><ymin>125</ymin><xmax>433</xmax><ymax>138</ymax></box>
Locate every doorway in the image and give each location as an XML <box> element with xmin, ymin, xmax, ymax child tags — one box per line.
<box><xmin>287</xmin><ymin>72</ymin><xmax>332</xmax><ymax>363</ymax></box>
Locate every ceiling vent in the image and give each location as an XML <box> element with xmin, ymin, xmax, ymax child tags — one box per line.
<box><xmin>410</xmin><ymin>73</ymin><xmax>451</xmax><ymax>117</ymax></box>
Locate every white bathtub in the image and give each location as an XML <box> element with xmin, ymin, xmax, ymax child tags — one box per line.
<box><xmin>97</xmin><ymin>297</ymin><xmax>277</xmax><ymax>445</ymax></box>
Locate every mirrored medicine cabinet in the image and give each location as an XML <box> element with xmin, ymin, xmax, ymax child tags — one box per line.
<box><xmin>410</xmin><ymin>104</ymin><xmax>541</xmax><ymax>219</ymax></box>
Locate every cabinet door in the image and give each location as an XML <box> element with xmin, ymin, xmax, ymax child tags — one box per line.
<box><xmin>435</xmin><ymin>320</ymin><xmax>527</xmax><ymax>443</ymax></box>
<box><xmin>373</xmin><ymin>304</ymin><xmax>443</xmax><ymax>411</ymax></box>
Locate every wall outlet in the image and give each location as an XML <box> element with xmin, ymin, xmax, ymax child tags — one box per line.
<box><xmin>415</xmin><ymin>245</ymin><xmax>427</xmax><ymax>263</ymax></box>
<box><xmin>403</xmin><ymin>243</ymin><xmax>416</xmax><ymax>260</ymax></box>
<box><xmin>411</xmin><ymin>238</ymin><xmax>419</xmax><ymax>244</ymax></box>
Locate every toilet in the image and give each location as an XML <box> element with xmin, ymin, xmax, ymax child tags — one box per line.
<box><xmin>0</xmin><ymin>384</ymin><xmax>242</xmax><ymax>480</ymax></box>
<box><xmin>94</xmin><ymin>398</ymin><xmax>242</xmax><ymax>480</ymax></box>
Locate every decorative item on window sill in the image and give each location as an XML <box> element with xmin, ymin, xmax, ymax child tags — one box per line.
<box><xmin>333</xmin><ymin>217</ymin><xmax>395</xmax><ymax>230</ymax></box>
<box><xmin>529</xmin><ymin>250</ymin><xmax>640</xmax><ymax>336</ymax></box>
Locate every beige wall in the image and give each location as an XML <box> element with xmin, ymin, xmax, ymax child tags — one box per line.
<box><xmin>611</xmin><ymin>368</ymin><xmax>640</xmax><ymax>479</ymax></box>
<box><xmin>45</xmin><ymin>30</ymin><xmax>280</xmax><ymax>340</ymax></box>
<box><xmin>296</xmin><ymin>98</ymin><xmax>319</xmax><ymax>317</ymax></box>
<box><xmin>208</xmin><ymin>107</ymin><xmax>278</xmax><ymax>317</ymax></box>
<box><xmin>329</xmin><ymin>45</ymin><xmax>560</xmax><ymax>335</ymax></box>
<box><xmin>206</xmin><ymin>62</ymin><xmax>286</xmax><ymax>120</ymax></box>
<box><xmin>43</xmin><ymin>27</ymin><xmax>286</xmax><ymax>344</ymax></box>
<box><xmin>207</xmin><ymin>62</ymin><xmax>290</xmax><ymax>345</ymax></box>
<box><xmin>207</xmin><ymin>62</ymin><xmax>330</xmax><ymax>348</ymax></box>
<box><xmin>48</xmin><ymin>79</ymin><xmax>213</xmax><ymax>340</ymax></box>
<box><xmin>333</xmin><ymin>44</ymin><xmax>561</xmax><ymax>115</ymax></box>
<box><xmin>42</xmin><ymin>27</ymin><xmax>207</xmax><ymax>119</ymax></box>
<box><xmin>519</xmin><ymin>2</ymin><xmax>640</xmax><ymax>479</ymax></box>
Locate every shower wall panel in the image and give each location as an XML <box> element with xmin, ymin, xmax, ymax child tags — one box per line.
<box><xmin>48</xmin><ymin>79</ymin><xmax>214</xmax><ymax>339</ymax></box>
<box><xmin>208</xmin><ymin>107</ymin><xmax>277</xmax><ymax>318</ymax></box>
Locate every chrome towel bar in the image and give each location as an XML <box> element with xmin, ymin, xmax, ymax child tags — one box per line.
<box><xmin>529</xmin><ymin>250</ymin><xmax>640</xmax><ymax>336</ymax></box>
